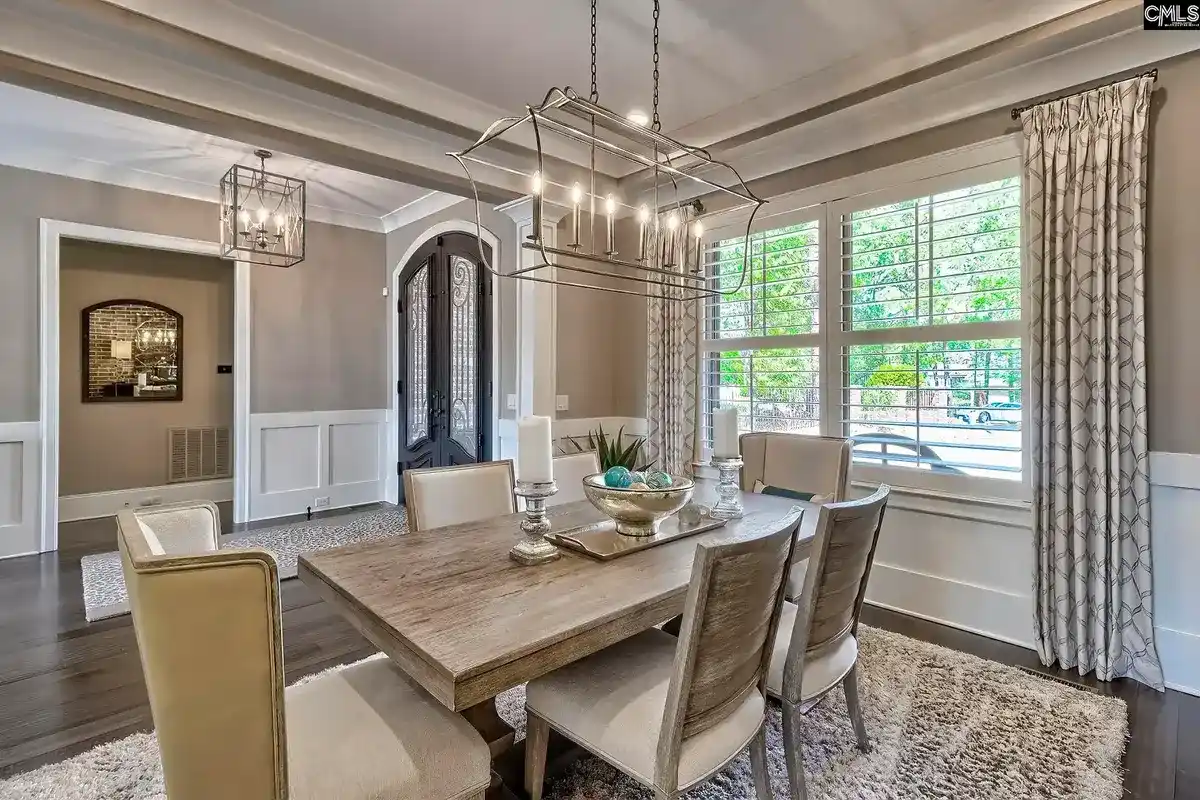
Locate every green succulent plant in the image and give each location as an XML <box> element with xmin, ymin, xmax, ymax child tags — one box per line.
<box><xmin>588</xmin><ymin>424</ymin><xmax>655</xmax><ymax>473</ymax></box>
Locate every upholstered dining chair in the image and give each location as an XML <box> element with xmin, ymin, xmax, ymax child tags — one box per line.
<box><xmin>403</xmin><ymin>460</ymin><xmax>516</xmax><ymax>531</ymax></box>
<box><xmin>117</xmin><ymin>508</ymin><xmax>491</xmax><ymax>800</ymax></box>
<box><xmin>523</xmin><ymin>519</ymin><xmax>799</xmax><ymax>800</ymax></box>
<box><xmin>765</xmin><ymin>486</ymin><xmax>890</xmax><ymax>800</ymax></box>
<box><xmin>739</xmin><ymin>432</ymin><xmax>852</xmax><ymax>598</ymax></box>
<box><xmin>547</xmin><ymin>451</ymin><xmax>600</xmax><ymax>506</ymax></box>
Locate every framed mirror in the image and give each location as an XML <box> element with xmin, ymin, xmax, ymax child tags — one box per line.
<box><xmin>82</xmin><ymin>299</ymin><xmax>183</xmax><ymax>402</ymax></box>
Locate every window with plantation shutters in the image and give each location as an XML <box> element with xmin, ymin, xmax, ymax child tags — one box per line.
<box><xmin>835</xmin><ymin>174</ymin><xmax>1023</xmax><ymax>481</ymax></box>
<box><xmin>701</xmin><ymin>155</ymin><xmax>1026</xmax><ymax>497</ymax></box>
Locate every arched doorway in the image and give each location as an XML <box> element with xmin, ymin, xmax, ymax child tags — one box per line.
<box><xmin>396</xmin><ymin>233</ymin><xmax>493</xmax><ymax>501</ymax></box>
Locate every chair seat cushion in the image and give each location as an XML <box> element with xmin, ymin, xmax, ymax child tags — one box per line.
<box><xmin>786</xmin><ymin>557</ymin><xmax>808</xmax><ymax>601</ymax></box>
<box><xmin>765</xmin><ymin>600</ymin><xmax>858</xmax><ymax>701</ymax></box>
<box><xmin>286</xmin><ymin>657</ymin><xmax>491</xmax><ymax>800</ymax></box>
<box><xmin>526</xmin><ymin>629</ymin><xmax>764</xmax><ymax>791</ymax></box>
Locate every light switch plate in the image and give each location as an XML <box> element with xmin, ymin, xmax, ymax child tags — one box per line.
<box><xmin>506</xmin><ymin>394</ymin><xmax>518</xmax><ymax>411</ymax></box>
<box><xmin>556</xmin><ymin>395</ymin><xmax>570</xmax><ymax>411</ymax></box>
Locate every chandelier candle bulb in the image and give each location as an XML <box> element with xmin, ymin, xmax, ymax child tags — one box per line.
<box><xmin>692</xmin><ymin>220</ymin><xmax>704</xmax><ymax>273</ymax></box>
<box><xmin>570</xmin><ymin>183</ymin><xmax>583</xmax><ymax>249</ymax></box>
<box><xmin>712</xmin><ymin>407</ymin><xmax>739</xmax><ymax>458</ymax></box>
<box><xmin>605</xmin><ymin>195</ymin><xmax>617</xmax><ymax>256</ymax></box>
<box><xmin>637</xmin><ymin>205</ymin><xmax>649</xmax><ymax>261</ymax></box>
<box><xmin>530</xmin><ymin>172</ymin><xmax>543</xmax><ymax>241</ymax></box>
<box><xmin>517</xmin><ymin>416</ymin><xmax>554</xmax><ymax>484</ymax></box>
<box><xmin>665</xmin><ymin>213</ymin><xmax>680</xmax><ymax>267</ymax></box>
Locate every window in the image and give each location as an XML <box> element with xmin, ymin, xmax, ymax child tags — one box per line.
<box><xmin>837</xmin><ymin>176</ymin><xmax>1022</xmax><ymax>481</ymax></box>
<box><xmin>701</xmin><ymin>158</ymin><xmax>1024</xmax><ymax>494</ymax></box>
<box><xmin>702</xmin><ymin>218</ymin><xmax>822</xmax><ymax>446</ymax></box>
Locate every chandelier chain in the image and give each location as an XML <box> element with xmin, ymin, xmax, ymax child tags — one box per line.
<box><xmin>590</xmin><ymin>0</ymin><xmax>598</xmax><ymax>102</ymax></box>
<box><xmin>652</xmin><ymin>0</ymin><xmax>661</xmax><ymax>131</ymax></box>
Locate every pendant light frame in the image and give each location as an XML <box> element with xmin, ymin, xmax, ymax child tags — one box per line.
<box><xmin>219</xmin><ymin>149</ymin><xmax>307</xmax><ymax>268</ymax></box>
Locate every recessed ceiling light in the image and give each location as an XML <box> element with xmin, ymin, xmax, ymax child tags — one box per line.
<box><xmin>626</xmin><ymin>110</ymin><xmax>649</xmax><ymax>126</ymax></box>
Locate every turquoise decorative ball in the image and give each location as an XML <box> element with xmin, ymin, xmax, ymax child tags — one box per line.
<box><xmin>604</xmin><ymin>466</ymin><xmax>633</xmax><ymax>488</ymax></box>
<box><xmin>646</xmin><ymin>471</ymin><xmax>674</xmax><ymax>489</ymax></box>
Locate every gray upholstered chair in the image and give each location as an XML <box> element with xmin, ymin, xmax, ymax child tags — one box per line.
<box><xmin>403</xmin><ymin>460</ymin><xmax>516</xmax><ymax>531</ymax></box>
<box><xmin>547</xmin><ymin>451</ymin><xmax>600</xmax><ymax>506</ymax></box>
<box><xmin>523</xmin><ymin>519</ymin><xmax>799</xmax><ymax>800</ymax></box>
<box><xmin>117</xmin><ymin>508</ymin><xmax>492</xmax><ymax>800</ymax></box>
<box><xmin>740</xmin><ymin>432</ymin><xmax>852</xmax><ymax>598</ymax></box>
<box><xmin>765</xmin><ymin>486</ymin><xmax>890</xmax><ymax>800</ymax></box>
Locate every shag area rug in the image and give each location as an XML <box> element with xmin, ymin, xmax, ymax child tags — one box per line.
<box><xmin>79</xmin><ymin>506</ymin><xmax>409</xmax><ymax>621</ymax></box>
<box><xmin>0</xmin><ymin>626</ymin><xmax>1126</xmax><ymax>800</ymax></box>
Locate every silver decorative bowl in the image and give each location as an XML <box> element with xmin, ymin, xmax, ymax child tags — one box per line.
<box><xmin>582</xmin><ymin>473</ymin><xmax>695</xmax><ymax>537</ymax></box>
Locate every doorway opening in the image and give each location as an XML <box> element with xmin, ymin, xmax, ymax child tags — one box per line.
<box><xmin>396</xmin><ymin>233</ymin><xmax>493</xmax><ymax>501</ymax></box>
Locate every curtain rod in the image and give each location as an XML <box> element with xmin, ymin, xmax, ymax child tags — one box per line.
<box><xmin>1010</xmin><ymin>68</ymin><xmax>1158</xmax><ymax>120</ymax></box>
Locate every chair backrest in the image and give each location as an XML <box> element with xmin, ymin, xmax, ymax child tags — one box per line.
<box><xmin>133</xmin><ymin>501</ymin><xmax>222</xmax><ymax>554</ymax></box>
<box><xmin>403</xmin><ymin>460</ymin><xmax>516</xmax><ymax>531</ymax></box>
<box><xmin>655</xmin><ymin>512</ymin><xmax>799</xmax><ymax>790</ymax></box>
<box><xmin>547</xmin><ymin>451</ymin><xmax>600</xmax><ymax>506</ymax></box>
<box><xmin>117</xmin><ymin>510</ymin><xmax>287</xmax><ymax>800</ymax></box>
<box><xmin>782</xmin><ymin>486</ymin><xmax>890</xmax><ymax>705</ymax></box>
<box><xmin>739</xmin><ymin>432</ymin><xmax>851</xmax><ymax>501</ymax></box>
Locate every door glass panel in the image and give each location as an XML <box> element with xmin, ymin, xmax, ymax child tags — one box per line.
<box><xmin>449</xmin><ymin>255</ymin><xmax>478</xmax><ymax>456</ymax></box>
<box><xmin>406</xmin><ymin>263</ymin><xmax>429</xmax><ymax>446</ymax></box>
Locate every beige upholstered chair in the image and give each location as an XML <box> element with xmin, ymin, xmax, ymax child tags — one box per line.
<box><xmin>133</xmin><ymin>500</ymin><xmax>223</xmax><ymax>554</ymax></box>
<box><xmin>524</xmin><ymin>520</ymin><xmax>799</xmax><ymax>800</ymax></box>
<box><xmin>740</xmin><ymin>432</ymin><xmax>852</xmax><ymax>597</ymax></box>
<box><xmin>403</xmin><ymin>460</ymin><xmax>516</xmax><ymax>531</ymax></box>
<box><xmin>547</xmin><ymin>451</ymin><xmax>601</xmax><ymax>506</ymax></box>
<box><xmin>117</xmin><ymin>508</ymin><xmax>491</xmax><ymax>800</ymax></box>
<box><xmin>765</xmin><ymin>486</ymin><xmax>890</xmax><ymax>800</ymax></box>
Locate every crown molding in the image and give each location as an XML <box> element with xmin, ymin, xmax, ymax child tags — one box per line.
<box><xmin>380</xmin><ymin>191</ymin><xmax>466</xmax><ymax>233</ymax></box>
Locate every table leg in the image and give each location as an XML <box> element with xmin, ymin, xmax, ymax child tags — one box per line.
<box><xmin>462</xmin><ymin>697</ymin><xmax>517</xmax><ymax>760</ymax></box>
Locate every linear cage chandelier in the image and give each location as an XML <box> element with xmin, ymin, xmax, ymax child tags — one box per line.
<box><xmin>449</xmin><ymin>0</ymin><xmax>763</xmax><ymax>302</ymax></box>
<box><xmin>219</xmin><ymin>149</ymin><xmax>307</xmax><ymax>267</ymax></box>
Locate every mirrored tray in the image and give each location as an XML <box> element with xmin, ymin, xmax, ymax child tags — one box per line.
<box><xmin>546</xmin><ymin>515</ymin><xmax>726</xmax><ymax>561</ymax></box>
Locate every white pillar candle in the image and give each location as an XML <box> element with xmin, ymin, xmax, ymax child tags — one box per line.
<box><xmin>712</xmin><ymin>407</ymin><xmax>740</xmax><ymax>459</ymax></box>
<box><xmin>517</xmin><ymin>416</ymin><xmax>554</xmax><ymax>483</ymax></box>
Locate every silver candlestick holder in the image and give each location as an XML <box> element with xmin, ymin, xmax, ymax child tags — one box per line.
<box><xmin>509</xmin><ymin>479</ymin><xmax>562</xmax><ymax>565</ymax></box>
<box><xmin>709</xmin><ymin>457</ymin><xmax>744</xmax><ymax>520</ymax></box>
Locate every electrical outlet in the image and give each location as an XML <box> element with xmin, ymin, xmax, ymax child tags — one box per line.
<box><xmin>556</xmin><ymin>395</ymin><xmax>570</xmax><ymax>411</ymax></box>
<box><xmin>506</xmin><ymin>393</ymin><xmax>518</xmax><ymax>411</ymax></box>
<box><xmin>139</xmin><ymin>496</ymin><xmax>163</xmax><ymax>507</ymax></box>
<box><xmin>314</xmin><ymin>496</ymin><xmax>331</xmax><ymax>509</ymax></box>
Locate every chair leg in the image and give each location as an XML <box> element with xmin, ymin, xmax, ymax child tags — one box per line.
<box><xmin>525</xmin><ymin>711</ymin><xmax>550</xmax><ymax>800</ymax></box>
<box><xmin>843</xmin><ymin>664</ymin><xmax>871</xmax><ymax>753</ymax></box>
<box><xmin>748</xmin><ymin>725</ymin><xmax>772</xmax><ymax>800</ymax></box>
<box><xmin>782</xmin><ymin>700</ymin><xmax>808</xmax><ymax>800</ymax></box>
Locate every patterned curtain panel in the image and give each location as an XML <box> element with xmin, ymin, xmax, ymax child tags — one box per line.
<box><xmin>645</xmin><ymin>206</ymin><xmax>699</xmax><ymax>478</ymax></box>
<box><xmin>1021</xmin><ymin>74</ymin><xmax>1163</xmax><ymax>690</ymax></box>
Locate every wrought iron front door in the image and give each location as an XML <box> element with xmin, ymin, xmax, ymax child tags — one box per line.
<box><xmin>397</xmin><ymin>234</ymin><xmax>493</xmax><ymax>501</ymax></box>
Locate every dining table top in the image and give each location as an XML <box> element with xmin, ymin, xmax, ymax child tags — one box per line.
<box><xmin>298</xmin><ymin>489</ymin><xmax>814</xmax><ymax>712</ymax></box>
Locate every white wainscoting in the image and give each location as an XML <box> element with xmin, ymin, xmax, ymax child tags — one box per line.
<box><xmin>60</xmin><ymin>480</ymin><xmax>233</xmax><ymax>523</ymax></box>
<box><xmin>0</xmin><ymin>422</ymin><xmax>39</xmax><ymax>559</ymax></box>
<box><xmin>249</xmin><ymin>410</ymin><xmax>388</xmax><ymax>522</ymax></box>
<box><xmin>1148</xmin><ymin>452</ymin><xmax>1200</xmax><ymax>696</ymax></box>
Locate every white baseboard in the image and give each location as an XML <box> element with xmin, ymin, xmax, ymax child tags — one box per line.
<box><xmin>59</xmin><ymin>479</ymin><xmax>233</xmax><ymax>522</ymax></box>
<box><xmin>866</xmin><ymin>561</ymin><xmax>1035</xmax><ymax>650</ymax></box>
<box><xmin>250</xmin><ymin>409</ymin><xmax>387</xmax><ymax>522</ymax></box>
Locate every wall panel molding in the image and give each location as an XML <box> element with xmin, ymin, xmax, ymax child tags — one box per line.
<box><xmin>250</xmin><ymin>409</ymin><xmax>387</xmax><ymax>521</ymax></box>
<box><xmin>59</xmin><ymin>479</ymin><xmax>233</xmax><ymax>523</ymax></box>
<box><xmin>0</xmin><ymin>422</ymin><xmax>39</xmax><ymax>559</ymax></box>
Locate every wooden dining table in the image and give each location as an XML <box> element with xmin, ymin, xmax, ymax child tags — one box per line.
<box><xmin>298</xmin><ymin>487</ymin><xmax>814</xmax><ymax>796</ymax></box>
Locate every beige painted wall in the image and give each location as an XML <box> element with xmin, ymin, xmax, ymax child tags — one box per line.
<box><xmin>554</xmin><ymin>214</ymin><xmax>647</xmax><ymax>419</ymax></box>
<box><xmin>0</xmin><ymin>164</ymin><xmax>387</xmax><ymax>423</ymax></box>
<box><xmin>59</xmin><ymin>241</ymin><xmax>233</xmax><ymax>494</ymax></box>
<box><xmin>385</xmin><ymin>199</ymin><xmax>520</xmax><ymax>419</ymax></box>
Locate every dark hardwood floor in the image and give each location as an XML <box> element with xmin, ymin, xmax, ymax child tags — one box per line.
<box><xmin>0</xmin><ymin>509</ymin><xmax>1195</xmax><ymax>798</ymax></box>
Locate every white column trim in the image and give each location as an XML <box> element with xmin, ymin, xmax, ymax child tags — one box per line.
<box><xmin>387</xmin><ymin>219</ymin><xmax>502</xmax><ymax>504</ymax></box>
<box><xmin>502</xmin><ymin>198</ymin><xmax>568</xmax><ymax>420</ymax></box>
<box><xmin>38</xmin><ymin>221</ymin><xmax>252</xmax><ymax>551</ymax></box>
